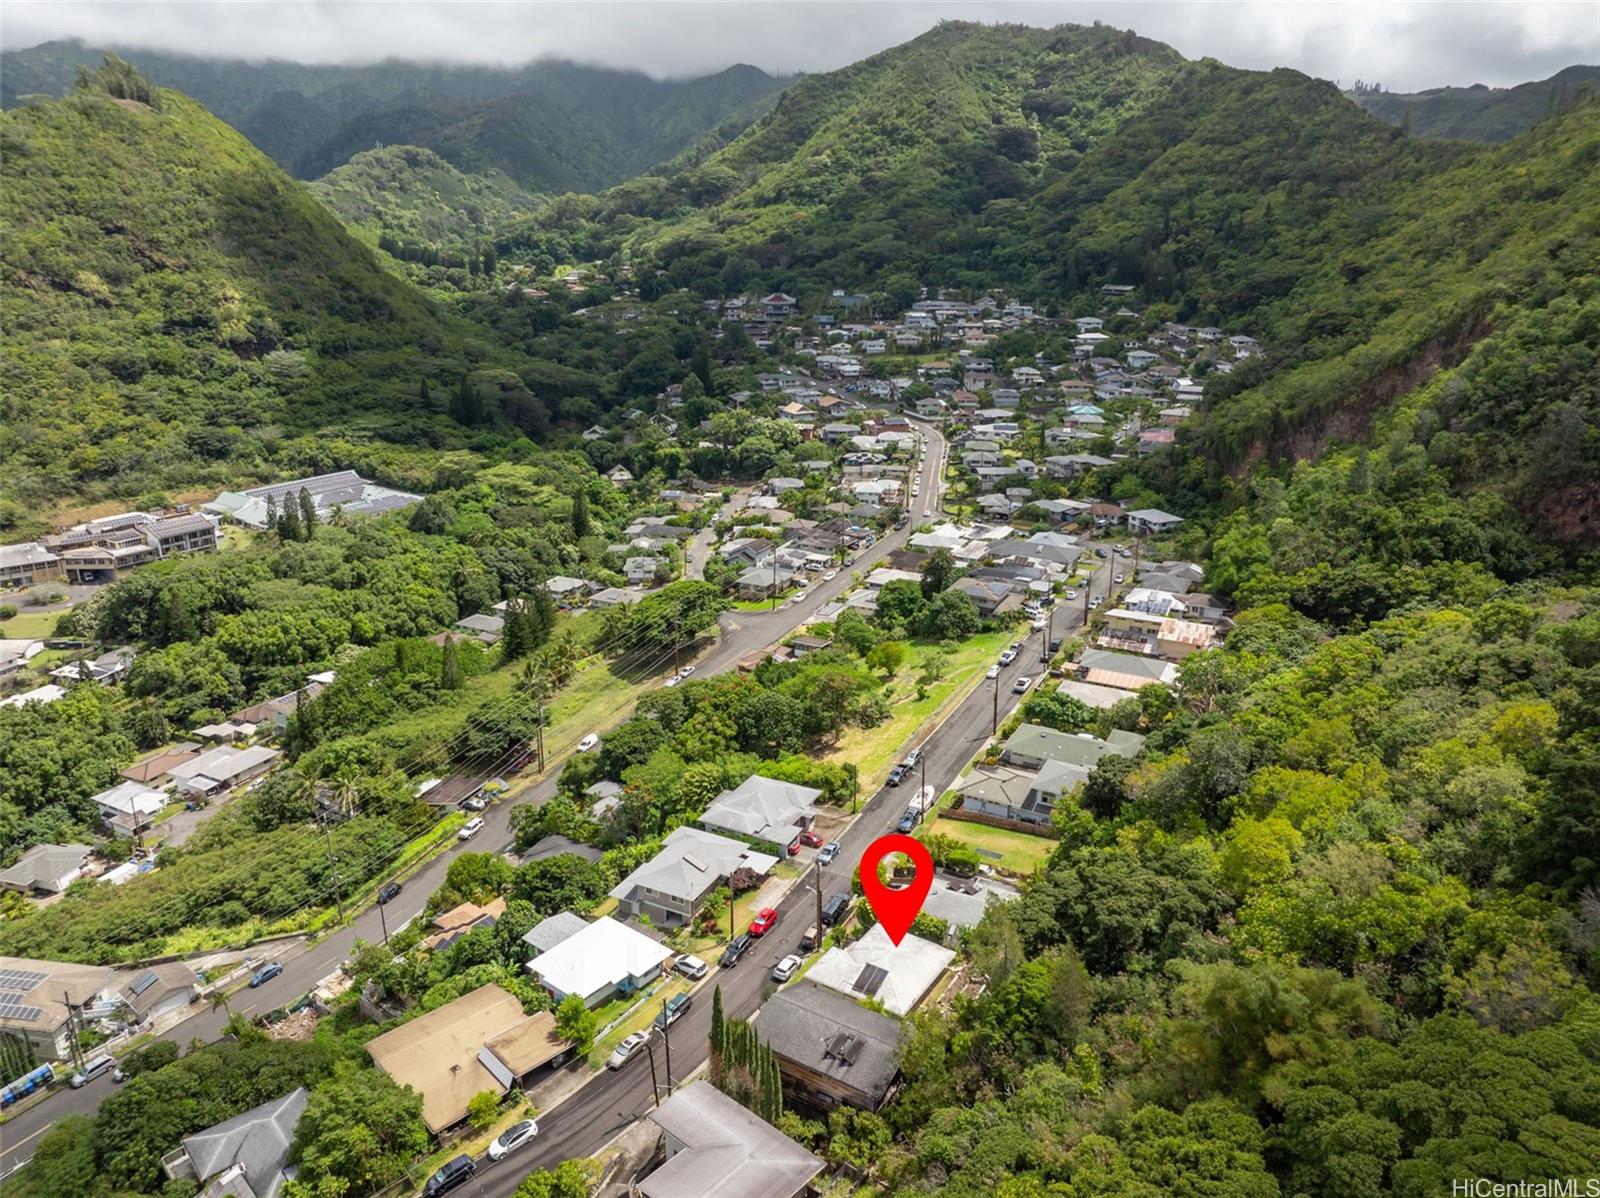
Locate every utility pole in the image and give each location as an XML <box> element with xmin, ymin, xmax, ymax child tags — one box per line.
<box><xmin>814</xmin><ymin>858</ymin><xmax>825</xmax><ymax>937</ymax></box>
<box><xmin>377</xmin><ymin>895</ymin><xmax>390</xmax><ymax>946</ymax></box>
<box><xmin>534</xmin><ymin>672</ymin><xmax>547</xmax><ymax>773</ymax></box>
<box><xmin>645</xmin><ymin>1031</ymin><xmax>662</xmax><ymax>1107</ymax></box>
<box><xmin>672</xmin><ymin>618</ymin><xmax>681</xmax><ymax>675</ymax></box>
<box><xmin>992</xmin><ymin>673</ymin><xmax>999</xmax><ymax>735</ymax></box>
<box><xmin>770</xmin><ymin>550</ymin><xmax>779</xmax><ymax>611</ymax></box>
<box><xmin>1041</xmin><ymin>602</ymin><xmax>1052</xmax><ymax>664</ymax></box>
<box><xmin>62</xmin><ymin>991</ymin><xmax>84</xmax><ymax>1072</ymax></box>
<box><xmin>661</xmin><ymin>1004</ymin><xmax>674</xmax><ymax>1093</ymax></box>
<box><xmin>920</xmin><ymin>751</ymin><xmax>928</xmax><ymax>814</ymax></box>
<box><xmin>323</xmin><ymin>820</ymin><xmax>345</xmax><ymax>924</ymax></box>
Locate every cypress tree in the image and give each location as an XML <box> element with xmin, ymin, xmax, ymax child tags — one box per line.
<box><xmin>571</xmin><ymin>490</ymin><xmax>591</xmax><ymax>539</ymax></box>
<box><xmin>297</xmin><ymin>488</ymin><xmax>317</xmax><ymax>540</ymax></box>
<box><xmin>420</xmin><ymin>377</ymin><xmax>432</xmax><ymax>407</ymax></box>
<box><xmin>532</xmin><ymin>588</ymin><xmax>557</xmax><ymax>648</ymax></box>
<box><xmin>440</xmin><ymin>635</ymin><xmax>463</xmax><ymax>689</ymax></box>
<box><xmin>709</xmin><ymin>986</ymin><xmax>726</xmax><ymax>1085</ymax></box>
<box><xmin>265</xmin><ymin>492</ymin><xmax>279</xmax><ymax>531</ymax></box>
<box><xmin>278</xmin><ymin>496</ymin><xmax>302</xmax><ymax>542</ymax></box>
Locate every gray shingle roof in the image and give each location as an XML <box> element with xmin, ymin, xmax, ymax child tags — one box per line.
<box><xmin>754</xmin><ymin>982</ymin><xmax>902</xmax><ymax>1106</ymax></box>
<box><xmin>181</xmin><ymin>1087</ymin><xmax>308</xmax><ymax>1198</ymax></box>
<box><xmin>522</xmin><ymin>911</ymin><xmax>591</xmax><ymax>955</ymax></box>
<box><xmin>643</xmin><ymin>1080</ymin><xmax>822</xmax><ymax>1198</ymax></box>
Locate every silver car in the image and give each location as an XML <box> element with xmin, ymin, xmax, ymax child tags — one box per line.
<box><xmin>487</xmin><ymin>1118</ymin><xmax>538</xmax><ymax>1161</ymax></box>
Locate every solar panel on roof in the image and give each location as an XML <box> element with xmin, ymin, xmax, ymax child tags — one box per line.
<box><xmin>825</xmin><ymin>1032</ymin><xmax>861</xmax><ymax>1065</ymax></box>
<box><xmin>0</xmin><ymin>969</ymin><xmax>46</xmax><ymax>993</ymax></box>
<box><xmin>0</xmin><ymin>1002</ymin><xmax>44</xmax><ymax>1022</ymax></box>
<box><xmin>853</xmin><ymin>964</ymin><xmax>889</xmax><ymax>998</ymax></box>
<box><xmin>129</xmin><ymin>970</ymin><xmax>159</xmax><ymax>997</ymax></box>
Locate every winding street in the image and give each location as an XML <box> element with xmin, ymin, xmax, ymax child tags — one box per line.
<box><xmin>0</xmin><ymin>421</ymin><xmax>951</xmax><ymax>1177</ymax></box>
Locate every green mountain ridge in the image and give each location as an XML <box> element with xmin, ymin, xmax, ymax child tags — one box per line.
<box><xmin>0</xmin><ymin>78</ymin><xmax>555</xmax><ymax>520</ymax></box>
<box><xmin>0</xmin><ymin>39</ymin><xmax>792</xmax><ymax>191</ymax></box>
<box><xmin>309</xmin><ymin>144</ymin><xmax>540</xmax><ymax>251</ymax></box>
<box><xmin>517</xmin><ymin>22</ymin><xmax>1598</xmax><ymax>545</ymax></box>
<box><xmin>1346</xmin><ymin>64</ymin><xmax>1600</xmax><ymax>141</ymax></box>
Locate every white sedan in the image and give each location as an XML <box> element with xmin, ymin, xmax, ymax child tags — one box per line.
<box><xmin>487</xmin><ymin>1119</ymin><xmax>539</xmax><ymax>1161</ymax></box>
<box><xmin>823</xmin><ymin>570</ymin><xmax>838</xmax><ymax>580</ymax></box>
<box><xmin>458</xmin><ymin>817</ymin><xmax>485</xmax><ymax>841</ymax></box>
<box><xmin>771</xmin><ymin>954</ymin><xmax>803</xmax><ymax>983</ymax></box>
<box><xmin>986</xmin><ymin>665</ymin><xmax>1000</xmax><ymax>679</ymax></box>
<box><xmin>577</xmin><ymin>733</ymin><xmax>601</xmax><ymax>752</ymax></box>
<box><xmin>607</xmin><ymin>1031</ymin><xmax>650</xmax><ymax>1070</ymax></box>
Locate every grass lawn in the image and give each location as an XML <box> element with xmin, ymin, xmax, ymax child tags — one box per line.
<box><xmin>825</xmin><ymin>625</ymin><xmax>1019</xmax><ymax>789</ymax></box>
<box><xmin>682</xmin><ymin>884</ymin><xmax>783</xmax><ymax>956</ymax></box>
<box><xmin>589</xmin><ymin>973</ymin><xmax>694</xmax><ymax>1065</ymax></box>
<box><xmin>928</xmin><ymin>810</ymin><xmax>1056</xmax><ymax>875</ymax></box>
<box><xmin>732</xmin><ymin>591</ymin><xmax>794</xmax><ymax>612</ymax></box>
<box><xmin>0</xmin><ymin>609</ymin><xmax>67</xmax><ymax>640</ymax></box>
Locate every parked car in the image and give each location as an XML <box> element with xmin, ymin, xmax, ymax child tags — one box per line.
<box><xmin>1013</xmin><ymin>676</ymin><xmax>1033</xmax><ymax>694</ymax></box>
<box><xmin>1065</xmin><ymin>589</ymin><xmax>1078</xmax><ymax>600</ymax></box>
<box><xmin>488</xmin><ymin>1119</ymin><xmax>539</xmax><ymax>1161</ymax></box>
<box><xmin>902</xmin><ymin>748</ymin><xmax>922</xmax><ymax>768</ymax></box>
<box><xmin>576</xmin><ymin>733</ymin><xmax>601</xmax><ymax>752</ymax></box>
<box><xmin>799</xmin><ymin>828</ymin><xmax>825</xmax><ymax>848</ymax></box>
<box><xmin>997</xmin><ymin>649</ymin><xmax>1017</xmax><ymax>666</ymax></box>
<box><xmin>887</xmin><ymin>764</ymin><xmax>908</xmax><ymax>787</ymax></box>
<box><xmin>1032</xmin><ymin>617</ymin><xmax>1048</xmax><ymax>630</ymax></box>
<box><xmin>425</xmin><ymin>1156</ymin><xmax>476</xmax><ymax>1196</ymax></box>
<box><xmin>749</xmin><ymin>907</ymin><xmax>780</xmax><ymax>936</ymax></box>
<box><xmin>1049</xmin><ymin>639</ymin><xmax>1062</xmax><ymax>653</ymax></box>
<box><xmin>986</xmin><ymin>664</ymin><xmax>1000</xmax><ymax>679</ymax></box>
<box><xmin>821</xmin><ymin>893</ymin><xmax>852</xmax><ymax>926</ymax></box>
<box><xmin>719</xmin><ymin>934</ymin><xmax>753</xmax><ymax>968</ymax></box>
<box><xmin>1095</xmin><ymin>548</ymin><xmax>1108</xmax><ymax>558</ymax></box>
<box><xmin>248</xmin><ymin>961</ymin><xmax>283</xmax><ymax>988</ymax></box>
<box><xmin>461</xmin><ymin>795</ymin><xmax>488</xmax><ymax>811</ymax></box>
<box><xmin>458</xmin><ymin>817</ymin><xmax>485</xmax><ymax>841</ymax></box>
<box><xmin>791</xmin><ymin>590</ymin><xmax>809</xmax><ymax>603</ymax></box>
<box><xmin>607</xmin><ymin>1031</ymin><xmax>650</xmax><ymax>1070</ymax></box>
<box><xmin>656</xmin><ymin>992</ymin><xmax>693</xmax><ymax>1030</ymax></box>
<box><xmin>69</xmin><ymin>1054</ymin><xmax>116</xmax><ymax>1089</ymax></box>
<box><xmin>818</xmin><ymin>841</ymin><xmax>841</xmax><ymax>866</ymax></box>
<box><xmin>800</xmin><ymin>924</ymin><xmax>820</xmax><ymax>952</ymax></box>
<box><xmin>377</xmin><ymin>881</ymin><xmax>402</xmax><ymax>905</ymax></box>
<box><xmin>771</xmin><ymin>955</ymin><xmax>802</xmax><ymax>983</ymax></box>
<box><xmin>664</xmin><ymin>674</ymin><xmax>683</xmax><ymax>688</ymax></box>
<box><xmin>678</xmin><ymin>665</ymin><xmax>695</xmax><ymax>678</ymax></box>
<box><xmin>675</xmin><ymin>954</ymin><xmax>708</xmax><ymax>980</ymax></box>
<box><xmin>1114</xmin><ymin>573</ymin><xmax>1125</xmax><ymax>584</ymax></box>
<box><xmin>823</xmin><ymin>570</ymin><xmax>838</xmax><ymax>580</ymax></box>
<box><xmin>896</xmin><ymin>807</ymin><xmax>922</xmax><ymax>834</ymax></box>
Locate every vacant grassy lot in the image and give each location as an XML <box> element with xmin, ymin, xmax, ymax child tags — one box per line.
<box><xmin>826</xmin><ymin>624</ymin><xmax>1018</xmax><ymax>788</ymax></box>
<box><xmin>929</xmin><ymin>810</ymin><xmax>1056</xmax><ymax>875</ymax></box>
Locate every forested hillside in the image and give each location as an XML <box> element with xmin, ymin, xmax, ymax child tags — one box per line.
<box><xmin>516</xmin><ymin>23</ymin><xmax>1599</xmax><ymax>545</ymax></box>
<box><xmin>1347</xmin><ymin>65</ymin><xmax>1600</xmax><ymax>140</ymax></box>
<box><xmin>0</xmin><ymin>39</ymin><xmax>790</xmax><ymax>189</ymax></box>
<box><xmin>0</xmin><ymin>62</ymin><xmax>569</xmax><ymax>523</ymax></box>
<box><xmin>309</xmin><ymin>144</ymin><xmax>540</xmax><ymax>256</ymax></box>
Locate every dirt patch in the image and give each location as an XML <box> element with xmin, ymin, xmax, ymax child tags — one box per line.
<box><xmin>264</xmin><ymin>1007</ymin><xmax>320</xmax><ymax>1041</ymax></box>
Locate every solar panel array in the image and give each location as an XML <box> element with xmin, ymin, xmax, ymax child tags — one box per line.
<box><xmin>824</xmin><ymin>1032</ymin><xmax>863</xmax><ymax>1065</ymax></box>
<box><xmin>0</xmin><ymin>970</ymin><xmax>53</xmax><ymax>1024</ymax></box>
<box><xmin>853</xmin><ymin>963</ymin><xmax>889</xmax><ymax>998</ymax></box>
<box><xmin>0</xmin><ymin>997</ymin><xmax>44</xmax><ymax>1023</ymax></box>
<box><xmin>0</xmin><ymin>968</ymin><xmax>46</xmax><ymax>993</ymax></box>
<box><xmin>129</xmin><ymin>970</ymin><xmax>159</xmax><ymax>997</ymax></box>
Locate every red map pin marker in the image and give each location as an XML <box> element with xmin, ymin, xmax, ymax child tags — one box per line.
<box><xmin>858</xmin><ymin>834</ymin><xmax>934</xmax><ymax>946</ymax></box>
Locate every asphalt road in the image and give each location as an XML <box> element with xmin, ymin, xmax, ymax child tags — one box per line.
<box><xmin>0</xmin><ymin>424</ymin><xmax>949</xmax><ymax>1176</ymax></box>
<box><xmin>474</xmin><ymin>545</ymin><xmax>1123</xmax><ymax>1194</ymax></box>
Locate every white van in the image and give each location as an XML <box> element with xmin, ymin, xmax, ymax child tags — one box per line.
<box><xmin>70</xmin><ymin>1054</ymin><xmax>116</xmax><ymax>1088</ymax></box>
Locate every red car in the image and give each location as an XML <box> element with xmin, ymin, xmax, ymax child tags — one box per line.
<box><xmin>799</xmin><ymin>828</ymin><xmax>825</xmax><ymax>848</ymax></box>
<box><xmin>749</xmin><ymin>907</ymin><xmax>780</xmax><ymax>937</ymax></box>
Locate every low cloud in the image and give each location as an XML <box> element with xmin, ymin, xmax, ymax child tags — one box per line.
<box><xmin>3</xmin><ymin>1</ymin><xmax>1594</xmax><ymax>91</ymax></box>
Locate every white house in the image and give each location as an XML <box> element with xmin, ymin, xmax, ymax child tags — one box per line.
<box><xmin>1126</xmin><ymin>509</ymin><xmax>1185</xmax><ymax>536</ymax></box>
<box><xmin>807</xmin><ymin>925</ymin><xmax>955</xmax><ymax>1017</ymax></box>
<box><xmin>525</xmin><ymin>916</ymin><xmax>674</xmax><ymax>1008</ymax></box>
<box><xmin>698</xmin><ymin>775</ymin><xmax>821</xmax><ymax>854</ymax></box>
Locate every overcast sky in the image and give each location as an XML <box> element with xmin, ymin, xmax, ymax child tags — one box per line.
<box><xmin>3</xmin><ymin>2</ymin><xmax>1595</xmax><ymax>92</ymax></box>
